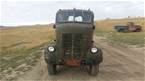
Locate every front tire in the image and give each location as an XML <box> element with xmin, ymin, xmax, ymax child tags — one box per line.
<box><xmin>47</xmin><ymin>64</ymin><xmax>57</xmax><ymax>75</ymax></box>
<box><xmin>89</xmin><ymin>64</ymin><xmax>99</xmax><ymax>76</ymax></box>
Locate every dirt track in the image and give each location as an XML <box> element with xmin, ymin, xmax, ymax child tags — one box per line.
<box><xmin>16</xmin><ymin>36</ymin><xmax>145</xmax><ymax>81</ymax></box>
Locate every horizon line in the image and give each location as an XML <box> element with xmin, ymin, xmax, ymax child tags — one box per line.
<box><xmin>1</xmin><ymin>16</ymin><xmax>145</xmax><ymax>27</ymax></box>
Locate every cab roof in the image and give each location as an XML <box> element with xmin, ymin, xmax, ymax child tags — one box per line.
<box><xmin>56</xmin><ymin>9</ymin><xmax>94</xmax><ymax>15</ymax></box>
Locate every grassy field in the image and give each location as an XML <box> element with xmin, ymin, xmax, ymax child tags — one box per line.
<box><xmin>0</xmin><ymin>25</ymin><xmax>55</xmax><ymax>80</ymax></box>
<box><xmin>95</xmin><ymin>17</ymin><xmax>145</xmax><ymax>46</ymax></box>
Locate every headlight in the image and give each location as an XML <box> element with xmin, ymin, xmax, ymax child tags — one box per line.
<box><xmin>91</xmin><ymin>47</ymin><xmax>98</xmax><ymax>53</ymax></box>
<box><xmin>48</xmin><ymin>46</ymin><xmax>55</xmax><ymax>52</ymax></box>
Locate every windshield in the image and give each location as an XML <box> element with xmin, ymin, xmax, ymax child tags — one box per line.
<box><xmin>56</xmin><ymin>10</ymin><xmax>93</xmax><ymax>23</ymax></box>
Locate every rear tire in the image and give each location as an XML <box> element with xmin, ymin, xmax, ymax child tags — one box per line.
<box><xmin>47</xmin><ymin>64</ymin><xmax>57</xmax><ymax>75</ymax></box>
<box><xmin>89</xmin><ymin>64</ymin><xmax>99</xmax><ymax>76</ymax></box>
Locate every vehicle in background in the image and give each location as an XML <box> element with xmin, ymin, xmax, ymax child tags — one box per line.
<box><xmin>114</xmin><ymin>22</ymin><xmax>142</xmax><ymax>32</ymax></box>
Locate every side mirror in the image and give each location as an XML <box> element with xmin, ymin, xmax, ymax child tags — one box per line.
<box><xmin>53</xmin><ymin>24</ymin><xmax>56</xmax><ymax>29</ymax></box>
<box><xmin>93</xmin><ymin>25</ymin><xmax>95</xmax><ymax>30</ymax></box>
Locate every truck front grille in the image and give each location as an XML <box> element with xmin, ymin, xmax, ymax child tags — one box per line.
<box><xmin>62</xmin><ymin>33</ymin><xmax>82</xmax><ymax>59</ymax></box>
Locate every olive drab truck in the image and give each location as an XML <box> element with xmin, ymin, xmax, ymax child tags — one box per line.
<box><xmin>44</xmin><ymin>9</ymin><xmax>103</xmax><ymax>76</ymax></box>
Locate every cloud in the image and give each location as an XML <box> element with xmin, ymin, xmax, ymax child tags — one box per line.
<box><xmin>1</xmin><ymin>1</ymin><xmax>144</xmax><ymax>26</ymax></box>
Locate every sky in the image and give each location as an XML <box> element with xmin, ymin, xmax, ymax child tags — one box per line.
<box><xmin>0</xmin><ymin>0</ymin><xmax>144</xmax><ymax>26</ymax></box>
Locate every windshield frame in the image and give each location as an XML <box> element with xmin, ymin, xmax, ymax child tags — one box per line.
<box><xmin>56</xmin><ymin>9</ymin><xmax>94</xmax><ymax>24</ymax></box>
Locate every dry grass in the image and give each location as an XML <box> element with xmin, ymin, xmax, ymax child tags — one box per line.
<box><xmin>0</xmin><ymin>25</ymin><xmax>55</xmax><ymax>80</ymax></box>
<box><xmin>0</xmin><ymin>25</ymin><xmax>55</xmax><ymax>48</ymax></box>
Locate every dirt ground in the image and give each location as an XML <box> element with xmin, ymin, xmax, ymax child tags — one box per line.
<box><xmin>15</xmin><ymin>36</ymin><xmax>145</xmax><ymax>81</ymax></box>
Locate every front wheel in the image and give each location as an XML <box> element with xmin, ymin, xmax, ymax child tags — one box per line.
<box><xmin>89</xmin><ymin>64</ymin><xmax>99</xmax><ymax>76</ymax></box>
<box><xmin>47</xmin><ymin>64</ymin><xmax>57</xmax><ymax>75</ymax></box>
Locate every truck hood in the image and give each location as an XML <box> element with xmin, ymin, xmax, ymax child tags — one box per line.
<box><xmin>55</xmin><ymin>23</ymin><xmax>93</xmax><ymax>33</ymax></box>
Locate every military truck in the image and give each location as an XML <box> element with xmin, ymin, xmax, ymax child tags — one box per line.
<box><xmin>44</xmin><ymin>9</ymin><xmax>103</xmax><ymax>76</ymax></box>
<box><xmin>114</xmin><ymin>22</ymin><xmax>142</xmax><ymax>32</ymax></box>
